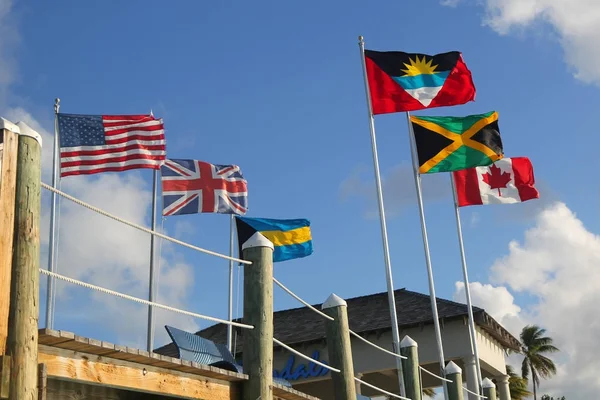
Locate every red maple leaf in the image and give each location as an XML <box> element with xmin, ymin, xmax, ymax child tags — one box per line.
<box><xmin>482</xmin><ymin>164</ymin><xmax>512</xmax><ymax>196</ymax></box>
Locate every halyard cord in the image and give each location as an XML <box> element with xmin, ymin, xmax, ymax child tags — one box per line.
<box><xmin>349</xmin><ymin>330</ymin><xmax>407</xmax><ymax>360</ymax></box>
<box><xmin>40</xmin><ymin>269</ymin><xmax>254</xmax><ymax>329</ymax></box>
<box><xmin>419</xmin><ymin>366</ymin><xmax>453</xmax><ymax>383</ymax></box>
<box><xmin>272</xmin><ymin>338</ymin><xmax>340</xmax><ymax>373</ymax></box>
<box><xmin>354</xmin><ymin>377</ymin><xmax>412</xmax><ymax>400</ymax></box>
<box><xmin>40</xmin><ymin>182</ymin><xmax>252</xmax><ymax>265</ymax></box>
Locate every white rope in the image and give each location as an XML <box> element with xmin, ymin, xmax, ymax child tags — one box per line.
<box><xmin>40</xmin><ymin>182</ymin><xmax>251</xmax><ymax>265</ymax></box>
<box><xmin>272</xmin><ymin>277</ymin><xmax>334</xmax><ymax>321</ymax></box>
<box><xmin>272</xmin><ymin>338</ymin><xmax>340</xmax><ymax>373</ymax></box>
<box><xmin>40</xmin><ymin>269</ymin><xmax>254</xmax><ymax>329</ymax></box>
<box><xmin>354</xmin><ymin>377</ymin><xmax>412</xmax><ymax>400</ymax></box>
<box><xmin>419</xmin><ymin>366</ymin><xmax>452</xmax><ymax>383</ymax></box>
<box><xmin>349</xmin><ymin>330</ymin><xmax>407</xmax><ymax>360</ymax></box>
<box><xmin>463</xmin><ymin>386</ymin><xmax>487</xmax><ymax>398</ymax></box>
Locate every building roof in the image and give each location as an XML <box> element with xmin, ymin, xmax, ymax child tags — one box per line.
<box><xmin>154</xmin><ymin>288</ymin><xmax>520</xmax><ymax>357</ymax></box>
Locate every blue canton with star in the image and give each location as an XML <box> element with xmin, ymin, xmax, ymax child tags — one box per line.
<box><xmin>58</xmin><ymin>114</ymin><xmax>106</xmax><ymax>148</ymax></box>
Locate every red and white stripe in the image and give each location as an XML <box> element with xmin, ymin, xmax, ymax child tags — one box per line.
<box><xmin>453</xmin><ymin>157</ymin><xmax>539</xmax><ymax>207</ymax></box>
<box><xmin>60</xmin><ymin>115</ymin><xmax>166</xmax><ymax>177</ymax></box>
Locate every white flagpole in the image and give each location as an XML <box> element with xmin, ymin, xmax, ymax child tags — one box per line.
<box><xmin>147</xmin><ymin>169</ymin><xmax>159</xmax><ymax>353</ymax></box>
<box><xmin>406</xmin><ymin>112</ymin><xmax>449</xmax><ymax>400</ymax></box>
<box><xmin>227</xmin><ymin>214</ymin><xmax>235</xmax><ymax>352</ymax></box>
<box><xmin>45</xmin><ymin>98</ymin><xmax>61</xmax><ymax>329</ymax></box>
<box><xmin>146</xmin><ymin>108</ymin><xmax>159</xmax><ymax>353</ymax></box>
<box><xmin>358</xmin><ymin>35</ymin><xmax>406</xmax><ymax>398</ymax></box>
<box><xmin>450</xmin><ymin>173</ymin><xmax>483</xmax><ymax>393</ymax></box>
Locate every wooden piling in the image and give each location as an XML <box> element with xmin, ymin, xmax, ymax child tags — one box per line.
<box><xmin>6</xmin><ymin>122</ymin><xmax>42</xmax><ymax>400</ymax></box>
<box><xmin>445</xmin><ymin>361</ymin><xmax>464</xmax><ymax>400</ymax></box>
<box><xmin>400</xmin><ymin>335</ymin><xmax>422</xmax><ymax>400</ymax></box>
<box><xmin>0</xmin><ymin>119</ymin><xmax>20</xmax><ymax>356</ymax></box>
<box><xmin>322</xmin><ymin>293</ymin><xmax>356</xmax><ymax>400</ymax></box>
<box><xmin>242</xmin><ymin>234</ymin><xmax>274</xmax><ymax>400</ymax></box>
<box><xmin>482</xmin><ymin>378</ymin><xmax>497</xmax><ymax>400</ymax></box>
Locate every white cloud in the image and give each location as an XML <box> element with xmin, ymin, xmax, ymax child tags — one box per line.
<box><xmin>453</xmin><ymin>281</ymin><xmax>524</xmax><ymax>336</ymax></box>
<box><xmin>453</xmin><ymin>201</ymin><xmax>600</xmax><ymax>398</ymax></box>
<box><xmin>340</xmin><ymin>162</ymin><xmax>451</xmax><ymax>218</ymax></box>
<box><xmin>446</xmin><ymin>0</ymin><xmax>600</xmax><ymax>86</ymax></box>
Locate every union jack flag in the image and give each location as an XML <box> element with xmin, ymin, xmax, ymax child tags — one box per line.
<box><xmin>160</xmin><ymin>159</ymin><xmax>248</xmax><ymax>216</ymax></box>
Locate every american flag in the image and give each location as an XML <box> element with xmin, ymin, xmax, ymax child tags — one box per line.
<box><xmin>58</xmin><ymin>113</ymin><xmax>166</xmax><ymax>177</ymax></box>
<box><xmin>160</xmin><ymin>159</ymin><xmax>248</xmax><ymax>216</ymax></box>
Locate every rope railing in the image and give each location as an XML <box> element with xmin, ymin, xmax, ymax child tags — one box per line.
<box><xmin>419</xmin><ymin>366</ymin><xmax>452</xmax><ymax>383</ymax></box>
<box><xmin>40</xmin><ymin>269</ymin><xmax>254</xmax><ymax>329</ymax></box>
<box><xmin>354</xmin><ymin>377</ymin><xmax>412</xmax><ymax>400</ymax></box>
<box><xmin>272</xmin><ymin>277</ymin><xmax>334</xmax><ymax>321</ymax></box>
<box><xmin>272</xmin><ymin>276</ymin><xmax>409</xmax><ymax>364</ymax></box>
<box><xmin>273</xmin><ymin>337</ymin><xmax>412</xmax><ymax>400</ymax></box>
<box><xmin>272</xmin><ymin>338</ymin><xmax>340</xmax><ymax>373</ymax></box>
<box><xmin>349</xmin><ymin>330</ymin><xmax>407</xmax><ymax>360</ymax></box>
<box><xmin>41</xmin><ymin>182</ymin><xmax>251</xmax><ymax>265</ymax></box>
<box><xmin>463</xmin><ymin>386</ymin><xmax>487</xmax><ymax>399</ymax></box>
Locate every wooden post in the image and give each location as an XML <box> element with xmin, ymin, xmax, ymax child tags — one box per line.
<box><xmin>482</xmin><ymin>378</ymin><xmax>497</xmax><ymax>400</ymax></box>
<box><xmin>242</xmin><ymin>234</ymin><xmax>274</xmax><ymax>400</ymax></box>
<box><xmin>322</xmin><ymin>293</ymin><xmax>356</xmax><ymax>400</ymax></box>
<box><xmin>445</xmin><ymin>361</ymin><xmax>464</xmax><ymax>400</ymax></box>
<box><xmin>400</xmin><ymin>335</ymin><xmax>422</xmax><ymax>400</ymax></box>
<box><xmin>0</xmin><ymin>119</ymin><xmax>20</xmax><ymax>356</ymax></box>
<box><xmin>6</xmin><ymin>121</ymin><xmax>42</xmax><ymax>400</ymax></box>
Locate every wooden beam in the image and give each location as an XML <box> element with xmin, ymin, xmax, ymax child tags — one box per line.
<box><xmin>0</xmin><ymin>126</ymin><xmax>19</xmax><ymax>355</ymax></box>
<box><xmin>0</xmin><ymin>355</ymin><xmax>10</xmax><ymax>399</ymax></box>
<box><xmin>38</xmin><ymin>363</ymin><xmax>47</xmax><ymax>400</ymax></box>
<box><xmin>38</xmin><ymin>345</ymin><xmax>241</xmax><ymax>400</ymax></box>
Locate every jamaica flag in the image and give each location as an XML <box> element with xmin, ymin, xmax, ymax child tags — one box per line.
<box><xmin>364</xmin><ymin>50</ymin><xmax>476</xmax><ymax>114</ymax></box>
<box><xmin>410</xmin><ymin>111</ymin><xmax>504</xmax><ymax>174</ymax></box>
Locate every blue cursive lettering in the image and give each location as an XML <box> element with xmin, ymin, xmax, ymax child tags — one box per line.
<box><xmin>273</xmin><ymin>350</ymin><xmax>330</xmax><ymax>381</ymax></box>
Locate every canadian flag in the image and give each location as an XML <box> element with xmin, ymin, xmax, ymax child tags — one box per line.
<box><xmin>452</xmin><ymin>157</ymin><xmax>539</xmax><ymax>207</ymax></box>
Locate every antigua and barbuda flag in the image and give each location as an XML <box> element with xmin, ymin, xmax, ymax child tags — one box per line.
<box><xmin>364</xmin><ymin>50</ymin><xmax>476</xmax><ymax>114</ymax></box>
<box><xmin>235</xmin><ymin>216</ymin><xmax>313</xmax><ymax>263</ymax></box>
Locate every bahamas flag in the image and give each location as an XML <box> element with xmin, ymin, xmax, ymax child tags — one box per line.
<box><xmin>364</xmin><ymin>50</ymin><xmax>476</xmax><ymax>114</ymax></box>
<box><xmin>410</xmin><ymin>111</ymin><xmax>504</xmax><ymax>174</ymax></box>
<box><xmin>235</xmin><ymin>217</ymin><xmax>313</xmax><ymax>263</ymax></box>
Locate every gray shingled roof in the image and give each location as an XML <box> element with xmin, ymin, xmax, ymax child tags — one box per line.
<box><xmin>154</xmin><ymin>288</ymin><xmax>520</xmax><ymax>357</ymax></box>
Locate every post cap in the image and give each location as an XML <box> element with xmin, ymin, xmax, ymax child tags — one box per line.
<box><xmin>16</xmin><ymin>121</ymin><xmax>42</xmax><ymax>147</ymax></box>
<box><xmin>445</xmin><ymin>361</ymin><xmax>462</xmax><ymax>375</ymax></box>
<box><xmin>400</xmin><ymin>335</ymin><xmax>418</xmax><ymax>348</ymax></box>
<box><xmin>482</xmin><ymin>378</ymin><xmax>495</xmax><ymax>389</ymax></box>
<box><xmin>241</xmin><ymin>232</ymin><xmax>274</xmax><ymax>251</ymax></box>
<box><xmin>0</xmin><ymin>117</ymin><xmax>20</xmax><ymax>134</ymax></box>
<box><xmin>322</xmin><ymin>293</ymin><xmax>347</xmax><ymax>309</ymax></box>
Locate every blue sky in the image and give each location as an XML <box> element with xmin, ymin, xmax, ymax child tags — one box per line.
<box><xmin>3</xmin><ymin>0</ymin><xmax>600</xmax><ymax>396</ymax></box>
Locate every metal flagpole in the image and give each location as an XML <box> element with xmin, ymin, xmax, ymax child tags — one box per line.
<box><xmin>450</xmin><ymin>173</ymin><xmax>484</xmax><ymax>393</ymax></box>
<box><xmin>358</xmin><ymin>35</ymin><xmax>406</xmax><ymax>398</ymax></box>
<box><xmin>227</xmin><ymin>214</ymin><xmax>235</xmax><ymax>352</ymax></box>
<box><xmin>147</xmin><ymin>169</ymin><xmax>159</xmax><ymax>353</ymax></box>
<box><xmin>45</xmin><ymin>98</ymin><xmax>61</xmax><ymax>329</ymax></box>
<box><xmin>405</xmin><ymin>112</ymin><xmax>449</xmax><ymax>400</ymax></box>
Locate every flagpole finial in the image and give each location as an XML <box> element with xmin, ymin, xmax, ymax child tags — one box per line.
<box><xmin>54</xmin><ymin>98</ymin><xmax>60</xmax><ymax>114</ymax></box>
<box><xmin>358</xmin><ymin>35</ymin><xmax>364</xmax><ymax>42</ymax></box>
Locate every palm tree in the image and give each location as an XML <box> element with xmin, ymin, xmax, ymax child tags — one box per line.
<box><xmin>519</xmin><ymin>325</ymin><xmax>560</xmax><ymax>400</ymax></box>
<box><xmin>506</xmin><ymin>364</ymin><xmax>532</xmax><ymax>399</ymax></box>
<box><xmin>423</xmin><ymin>388</ymin><xmax>436</xmax><ymax>398</ymax></box>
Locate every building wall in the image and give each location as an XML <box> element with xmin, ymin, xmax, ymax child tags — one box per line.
<box><xmin>272</xmin><ymin>319</ymin><xmax>508</xmax><ymax>387</ymax></box>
